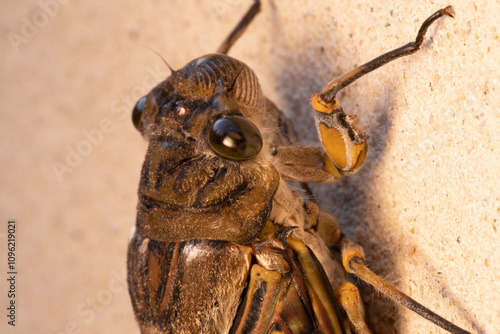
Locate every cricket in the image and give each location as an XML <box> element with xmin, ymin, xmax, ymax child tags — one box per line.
<box><xmin>127</xmin><ymin>1</ymin><xmax>469</xmax><ymax>333</ymax></box>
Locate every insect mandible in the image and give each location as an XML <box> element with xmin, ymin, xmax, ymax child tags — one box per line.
<box><xmin>127</xmin><ymin>1</ymin><xmax>469</xmax><ymax>333</ymax></box>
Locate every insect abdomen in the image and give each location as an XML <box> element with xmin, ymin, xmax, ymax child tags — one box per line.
<box><xmin>127</xmin><ymin>233</ymin><xmax>252</xmax><ymax>334</ymax></box>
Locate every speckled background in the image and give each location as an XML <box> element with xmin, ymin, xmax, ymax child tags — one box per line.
<box><xmin>0</xmin><ymin>1</ymin><xmax>498</xmax><ymax>333</ymax></box>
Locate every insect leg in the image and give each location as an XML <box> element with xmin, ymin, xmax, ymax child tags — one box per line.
<box><xmin>217</xmin><ymin>0</ymin><xmax>261</xmax><ymax>54</ymax></box>
<box><xmin>272</xmin><ymin>145</ymin><xmax>343</xmax><ymax>182</ymax></box>
<box><xmin>335</xmin><ymin>283</ymin><xmax>370</xmax><ymax>334</ymax></box>
<box><xmin>311</xmin><ymin>6</ymin><xmax>454</xmax><ymax>175</ymax></box>
<box><xmin>339</xmin><ymin>237</ymin><xmax>471</xmax><ymax>334</ymax></box>
<box><xmin>318</xmin><ymin>6</ymin><xmax>455</xmax><ymax>103</ymax></box>
<box><xmin>313</xmin><ymin>208</ymin><xmax>342</xmax><ymax>248</ymax></box>
<box><xmin>302</xmin><ymin>187</ymin><xmax>342</xmax><ymax>247</ymax></box>
<box><xmin>287</xmin><ymin>237</ymin><xmax>345</xmax><ymax>334</ymax></box>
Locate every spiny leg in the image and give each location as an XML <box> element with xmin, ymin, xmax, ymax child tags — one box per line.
<box><xmin>339</xmin><ymin>237</ymin><xmax>471</xmax><ymax>334</ymax></box>
<box><xmin>217</xmin><ymin>0</ymin><xmax>261</xmax><ymax>54</ymax></box>
<box><xmin>311</xmin><ymin>6</ymin><xmax>454</xmax><ymax>177</ymax></box>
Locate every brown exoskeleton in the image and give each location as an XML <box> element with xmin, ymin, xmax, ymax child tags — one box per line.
<box><xmin>127</xmin><ymin>1</ymin><xmax>469</xmax><ymax>333</ymax></box>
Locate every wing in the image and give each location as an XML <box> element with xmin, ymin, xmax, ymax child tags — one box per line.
<box><xmin>127</xmin><ymin>233</ymin><xmax>252</xmax><ymax>334</ymax></box>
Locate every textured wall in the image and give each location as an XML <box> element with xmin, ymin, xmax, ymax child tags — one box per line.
<box><xmin>0</xmin><ymin>1</ymin><xmax>498</xmax><ymax>333</ymax></box>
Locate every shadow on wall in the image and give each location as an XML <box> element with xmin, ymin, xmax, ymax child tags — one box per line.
<box><xmin>263</xmin><ymin>2</ymin><xmax>477</xmax><ymax>333</ymax></box>
<box><xmin>265</xmin><ymin>2</ymin><xmax>399</xmax><ymax>332</ymax></box>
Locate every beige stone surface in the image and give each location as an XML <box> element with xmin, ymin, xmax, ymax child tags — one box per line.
<box><xmin>0</xmin><ymin>0</ymin><xmax>498</xmax><ymax>333</ymax></box>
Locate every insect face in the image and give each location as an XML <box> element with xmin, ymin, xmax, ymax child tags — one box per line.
<box><xmin>133</xmin><ymin>54</ymin><xmax>265</xmax><ymax>160</ymax></box>
<box><xmin>131</xmin><ymin>54</ymin><xmax>280</xmax><ymax>245</ymax></box>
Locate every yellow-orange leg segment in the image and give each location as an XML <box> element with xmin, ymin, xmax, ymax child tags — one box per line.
<box><xmin>335</xmin><ymin>283</ymin><xmax>370</xmax><ymax>334</ymax></box>
<box><xmin>339</xmin><ymin>237</ymin><xmax>471</xmax><ymax>334</ymax></box>
<box><xmin>311</xmin><ymin>95</ymin><xmax>367</xmax><ymax>176</ymax></box>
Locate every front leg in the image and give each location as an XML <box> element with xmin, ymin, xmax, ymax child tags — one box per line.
<box><xmin>272</xmin><ymin>145</ymin><xmax>342</xmax><ymax>183</ymax></box>
<box><xmin>272</xmin><ymin>99</ymin><xmax>367</xmax><ymax>183</ymax></box>
<box><xmin>272</xmin><ymin>6</ymin><xmax>454</xmax><ymax>184</ymax></box>
<box><xmin>311</xmin><ymin>95</ymin><xmax>368</xmax><ymax>176</ymax></box>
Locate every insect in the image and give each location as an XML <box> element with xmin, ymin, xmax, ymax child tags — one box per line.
<box><xmin>127</xmin><ymin>1</ymin><xmax>469</xmax><ymax>333</ymax></box>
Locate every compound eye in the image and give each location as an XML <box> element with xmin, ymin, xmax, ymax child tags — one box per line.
<box><xmin>132</xmin><ymin>96</ymin><xmax>147</xmax><ymax>131</ymax></box>
<box><xmin>208</xmin><ymin>116</ymin><xmax>263</xmax><ymax>160</ymax></box>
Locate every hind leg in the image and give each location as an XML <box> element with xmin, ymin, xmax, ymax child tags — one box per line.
<box><xmin>338</xmin><ymin>237</ymin><xmax>470</xmax><ymax>334</ymax></box>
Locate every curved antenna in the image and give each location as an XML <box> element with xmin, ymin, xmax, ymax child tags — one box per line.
<box><xmin>144</xmin><ymin>45</ymin><xmax>175</xmax><ymax>74</ymax></box>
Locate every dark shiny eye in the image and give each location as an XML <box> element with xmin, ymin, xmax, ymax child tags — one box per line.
<box><xmin>132</xmin><ymin>96</ymin><xmax>147</xmax><ymax>131</ymax></box>
<box><xmin>208</xmin><ymin>116</ymin><xmax>263</xmax><ymax>160</ymax></box>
